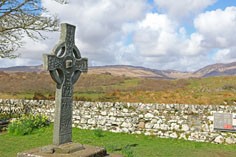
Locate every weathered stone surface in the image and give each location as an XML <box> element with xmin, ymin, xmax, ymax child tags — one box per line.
<box><xmin>101</xmin><ymin>111</ymin><xmax>107</xmax><ymax>116</ymax></box>
<box><xmin>179</xmin><ymin>133</ymin><xmax>187</xmax><ymax>140</ymax></box>
<box><xmin>170</xmin><ymin>123</ymin><xmax>179</xmax><ymax>131</ymax></box>
<box><xmin>137</xmin><ymin>121</ymin><xmax>145</xmax><ymax>129</ymax></box>
<box><xmin>43</xmin><ymin>23</ymin><xmax>88</xmax><ymax>145</ymax></box>
<box><xmin>17</xmin><ymin>23</ymin><xmax>124</xmax><ymax>157</ymax></box>
<box><xmin>53</xmin><ymin>142</ymin><xmax>84</xmax><ymax>154</ymax></box>
<box><xmin>150</xmin><ymin>119</ymin><xmax>157</xmax><ymax>124</ymax></box>
<box><xmin>157</xmin><ymin>131</ymin><xmax>163</xmax><ymax>137</ymax></box>
<box><xmin>160</xmin><ymin>124</ymin><xmax>168</xmax><ymax>130</ymax></box>
<box><xmin>214</xmin><ymin>135</ymin><xmax>224</xmax><ymax>144</ymax></box>
<box><xmin>122</xmin><ymin>128</ymin><xmax>129</xmax><ymax>133</ymax></box>
<box><xmin>145</xmin><ymin>113</ymin><xmax>154</xmax><ymax>119</ymax></box>
<box><xmin>123</xmin><ymin>108</ymin><xmax>128</xmax><ymax>113</ymax></box>
<box><xmin>40</xmin><ymin>142</ymin><xmax>84</xmax><ymax>154</ymax></box>
<box><xmin>153</xmin><ymin>123</ymin><xmax>160</xmax><ymax>129</ymax></box>
<box><xmin>3</xmin><ymin>99</ymin><xmax>236</xmax><ymax>145</ymax></box>
<box><xmin>201</xmin><ymin>124</ymin><xmax>209</xmax><ymax>132</ymax></box>
<box><xmin>225</xmin><ymin>136</ymin><xmax>235</xmax><ymax>144</ymax></box>
<box><xmin>17</xmin><ymin>143</ymin><xmax>123</xmax><ymax>157</ymax></box>
<box><xmin>145</xmin><ymin>123</ymin><xmax>153</xmax><ymax>129</ymax></box>
<box><xmin>170</xmin><ymin>132</ymin><xmax>178</xmax><ymax>138</ymax></box>
<box><xmin>181</xmin><ymin>124</ymin><xmax>189</xmax><ymax>131</ymax></box>
<box><xmin>121</xmin><ymin>122</ymin><xmax>132</xmax><ymax>128</ymax></box>
<box><xmin>88</xmin><ymin>119</ymin><xmax>96</xmax><ymax>125</ymax></box>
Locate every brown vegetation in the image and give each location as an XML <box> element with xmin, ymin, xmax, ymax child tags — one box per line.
<box><xmin>0</xmin><ymin>71</ymin><xmax>236</xmax><ymax>105</ymax></box>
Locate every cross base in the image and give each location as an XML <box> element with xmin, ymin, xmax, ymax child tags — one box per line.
<box><xmin>17</xmin><ymin>142</ymin><xmax>123</xmax><ymax>157</ymax></box>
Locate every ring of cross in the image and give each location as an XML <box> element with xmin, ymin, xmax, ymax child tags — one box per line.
<box><xmin>49</xmin><ymin>42</ymin><xmax>82</xmax><ymax>87</ymax></box>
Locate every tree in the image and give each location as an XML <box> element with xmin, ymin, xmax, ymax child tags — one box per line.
<box><xmin>0</xmin><ymin>0</ymin><xmax>61</xmax><ymax>58</ymax></box>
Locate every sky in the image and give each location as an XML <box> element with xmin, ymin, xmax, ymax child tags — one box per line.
<box><xmin>0</xmin><ymin>0</ymin><xmax>236</xmax><ymax>72</ymax></box>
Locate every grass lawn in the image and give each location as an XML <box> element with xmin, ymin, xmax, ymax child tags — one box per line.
<box><xmin>1</xmin><ymin>125</ymin><xmax>236</xmax><ymax>157</ymax></box>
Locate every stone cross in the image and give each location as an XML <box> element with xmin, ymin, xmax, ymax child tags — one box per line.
<box><xmin>43</xmin><ymin>23</ymin><xmax>88</xmax><ymax>145</ymax></box>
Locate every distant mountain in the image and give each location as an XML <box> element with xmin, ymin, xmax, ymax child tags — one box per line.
<box><xmin>193</xmin><ymin>62</ymin><xmax>236</xmax><ymax>78</ymax></box>
<box><xmin>0</xmin><ymin>65</ymin><xmax>43</xmax><ymax>72</ymax></box>
<box><xmin>1</xmin><ymin>62</ymin><xmax>236</xmax><ymax>79</ymax></box>
<box><xmin>88</xmin><ymin>65</ymin><xmax>169</xmax><ymax>79</ymax></box>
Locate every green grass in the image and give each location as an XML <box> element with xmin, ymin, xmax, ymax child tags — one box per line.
<box><xmin>74</xmin><ymin>93</ymin><xmax>105</xmax><ymax>100</ymax></box>
<box><xmin>187</xmin><ymin>76</ymin><xmax>236</xmax><ymax>90</ymax></box>
<box><xmin>1</xmin><ymin>125</ymin><xmax>236</xmax><ymax>157</ymax></box>
<box><xmin>15</xmin><ymin>93</ymin><xmax>34</xmax><ymax>99</ymax></box>
<box><xmin>107</xmin><ymin>78</ymin><xmax>141</xmax><ymax>91</ymax></box>
<box><xmin>120</xmin><ymin>79</ymin><xmax>140</xmax><ymax>87</ymax></box>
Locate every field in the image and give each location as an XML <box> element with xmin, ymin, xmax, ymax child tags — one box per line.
<box><xmin>1</xmin><ymin>72</ymin><xmax>236</xmax><ymax>157</ymax></box>
<box><xmin>1</xmin><ymin>125</ymin><xmax>236</xmax><ymax>157</ymax></box>
<box><xmin>0</xmin><ymin>71</ymin><xmax>236</xmax><ymax>105</ymax></box>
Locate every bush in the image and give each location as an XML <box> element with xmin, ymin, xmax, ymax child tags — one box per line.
<box><xmin>33</xmin><ymin>92</ymin><xmax>47</xmax><ymax>100</ymax></box>
<box><xmin>222</xmin><ymin>84</ymin><xmax>236</xmax><ymax>91</ymax></box>
<box><xmin>7</xmin><ymin>114</ymin><xmax>50</xmax><ymax>136</ymax></box>
<box><xmin>75</xmin><ymin>96</ymin><xmax>92</xmax><ymax>102</ymax></box>
<box><xmin>98</xmin><ymin>92</ymin><xmax>118</xmax><ymax>102</ymax></box>
<box><xmin>0</xmin><ymin>113</ymin><xmax>20</xmax><ymax>120</ymax></box>
<box><xmin>0</xmin><ymin>113</ymin><xmax>12</xmax><ymax>120</ymax></box>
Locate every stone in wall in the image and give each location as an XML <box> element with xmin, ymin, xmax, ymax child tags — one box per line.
<box><xmin>1</xmin><ymin>99</ymin><xmax>236</xmax><ymax>144</ymax></box>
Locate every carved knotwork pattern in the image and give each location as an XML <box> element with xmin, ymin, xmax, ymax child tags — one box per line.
<box><xmin>60</xmin><ymin>97</ymin><xmax>72</xmax><ymax>135</ymax></box>
<box><xmin>75</xmin><ymin>58</ymin><xmax>88</xmax><ymax>72</ymax></box>
<box><xmin>48</xmin><ymin>56</ymin><xmax>63</xmax><ymax>71</ymax></box>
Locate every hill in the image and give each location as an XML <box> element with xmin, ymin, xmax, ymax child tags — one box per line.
<box><xmin>0</xmin><ymin>65</ymin><xmax>42</xmax><ymax>72</ymax></box>
<box><xmin>193</xmin><ymin>62</ymin><xmax>236</xmax><ymax>77</ymax></box>
<box><xmin>1</xmin><ymin>62</ymin><xmax>236</xmax><ymax>79</ymax></box>
<box><xmin>88</xmin><ymin>65</ymin><xmax>168</xmax><ymax>79</ymax></box>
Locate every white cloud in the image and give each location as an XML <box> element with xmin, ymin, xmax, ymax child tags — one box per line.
<box><xmin>1</xmin><ymin>1</ymin><xmax>236</xmax><ymax>72</ymax></box>
<box><xmin>133</xmin><ymin>13</ymin><xmax>206</xmax><ymax>69</ymax></box>
<box><xmin>194</xmin><ymin>7</ymin><xmax>236</xmax><ymax>48</ymax></box>
<box><xmin>133</xmin><ymin>13</ymin><xmax>179</xmax><ymax>57</ymax></box>
<box><xmin>214</xmin><ymin>49</ymin><xmax>231</xmax><ymax>62</ymax></box>
<box><xmin>41</xmin><ymin>0</ymin><xmax>150</xmax><ymax>66</ymax></box>
<box><xmin>193</xmin><ymin>7</ymin><xmax>236</xmax><ymax>65</ymax></box>
<box><xmin>181</xmin><ymin>32</ymin><xmax>206</xmax><ymax>56</ymax></box>
<box><xmin>127</xmin><ymin>6</ymin><xmax>236</xmax><ymax>71</ymax></box>
<box><xmin>138</xmin><ymin>13</ymin><xmax>177</xmax><ymax>32</ymax></box>
<box><xmin>154</xmin><ymin>0</ymin><xmax>217</xmax><ymax>20</ymax></box>
<box><xmin>213</xmin><ymin>47</ymin><xmax>236</xmax><ymax>63</ymax></box>
<box><xmin>19</xmin><ymin>33</ymin><xmax>59</xmax><ymax>59</ymax></box>
<box><xmin>0</xmin><ymin>58</ymin><xmax>42</xmax><ymax>68</ymax></box>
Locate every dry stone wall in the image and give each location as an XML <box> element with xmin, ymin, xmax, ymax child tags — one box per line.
<box><xmin>1</xmin><ymin>99</ymin><xmax>236</xmax><ymax>144</ymax></box>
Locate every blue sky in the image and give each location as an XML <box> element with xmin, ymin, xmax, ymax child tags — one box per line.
<box><xmin>206</xmin><ymin>0</ymin><xmax>236</xmax><ymax>11</ymax></box>
<box><xmin>1</xmin><ymin>0</ymin><xmax>236</xmax><ymax>72</ymax></box>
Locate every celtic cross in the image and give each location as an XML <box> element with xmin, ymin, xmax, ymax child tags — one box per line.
<box><xmin>43</xmin><ymin>23</ymin><xmax>88</xmax><ymax>145</ymax></box>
